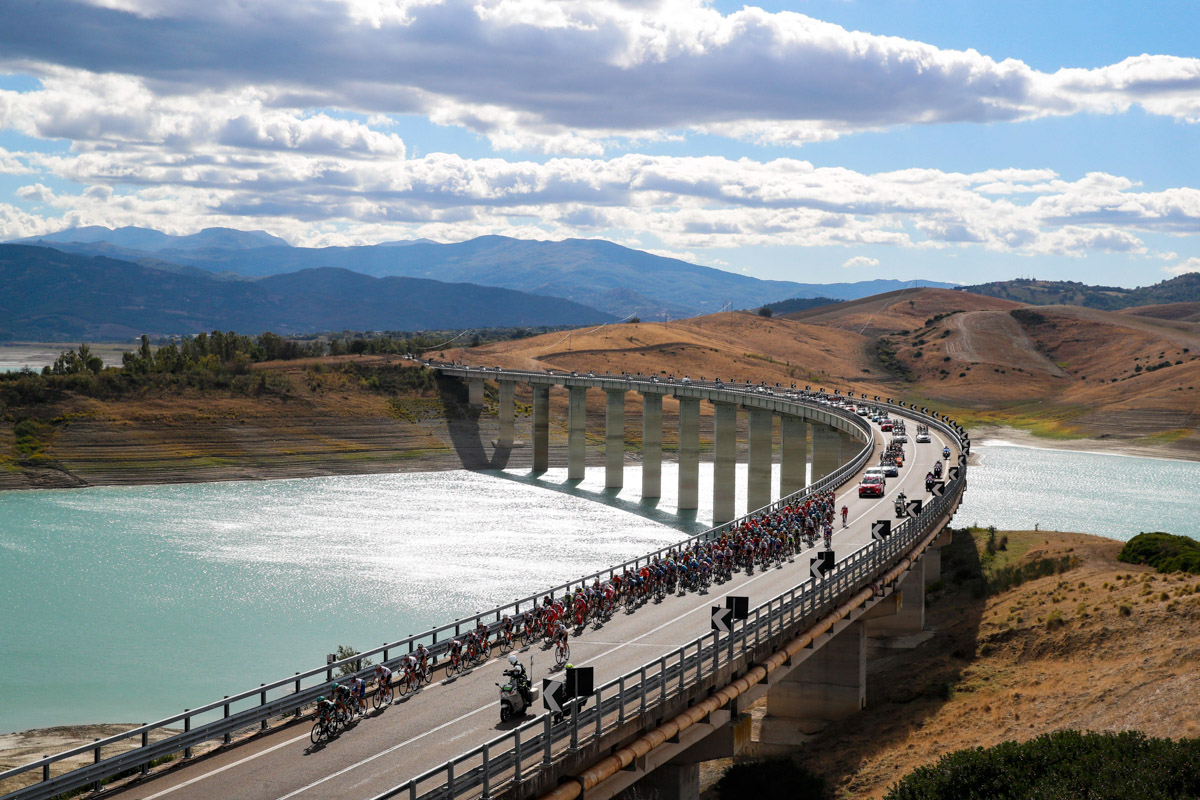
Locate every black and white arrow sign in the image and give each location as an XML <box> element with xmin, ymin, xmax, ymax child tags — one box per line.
<box><xmin>947</xmin><ymin>466</ymin><xmax>961</xmax><ymax>482</ymax></box>
<box><xmin>543</xmin><ymin>678</ymin><xmax>564</xmax><ymax>713</ymax></box>
<box><xmin>810</xmin><ymin>550</ymin><xmax>834</xmax><ymax>580</ymax></box>
<box><xmin>711</xmin><ymin>606</ymin><xmax>732</xmax><ymax>634</ymax></box>
<box><xmin>871</xmin><ymin>520</ymin><xmax>892</xmax><ymax>541</ymax></box>
<box><xmin>930</xmin><ymin>481</ymin><xmax>946</xmax><ymax>497</ymax></box>
<box><xmin>905</xmin><ymin>499</ymin><xmax>923</xmax><ymax>518</ymax></box>
<box><xmin>958</xmin><ymin>454</ymin><xmax>968</xmax><ymax>468</ymax></box>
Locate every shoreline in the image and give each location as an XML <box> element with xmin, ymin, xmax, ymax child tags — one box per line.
<box><xmin>970</xmin><ymin>424</ymin><xmax>1198</xmax><ymax>463</ymax></box>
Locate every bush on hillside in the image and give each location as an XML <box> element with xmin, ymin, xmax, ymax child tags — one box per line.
<box><xmin>714</xmin><ymin>757</ymin><xmax>826</xmax><ymax>800</ymax></box>
<box><xmin>1119</xmin><ymin>532</ymin><xmax>1200</xmax><ymax>574</ymax></box>
<box><xmin>885</xmin><ymin>730</ymin><xmax>1200</xmax><ymax>800</ymax></box>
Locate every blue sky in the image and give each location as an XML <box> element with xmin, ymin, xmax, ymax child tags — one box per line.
<box><xmin>1</xmin><ymin>0</ymin><xmax>1198</xmax><ymax>287</ymax></box>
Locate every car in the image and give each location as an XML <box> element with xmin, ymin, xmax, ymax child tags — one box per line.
<box><xmin>864</xmin><ymin>467</ymin><xmax>889</xmax><ymax>483</ymax></box>
<box><xmin>858</xmin><ymin>475</ymin><xmax>886</xmax><ymax>497</ymax></box>
<box><xmin>681</xmin><ymin>377</ymin><xmax>691</xmax><ymax>384</ymax></box>
<box><xmin>880</xmin><ymin>421</ymin><xmax>893</xmax><ymax>432</ymax></box>
<box><xmin>893</xmin><ymin>434</ymin><xmax>908</xmax><ymax>444</ymax></box>
<box><xmin>857</xmin><ymin>407</ymin><xmax>869</xmax><ymax>416</ymax></box>
<box><xmin>877</xmin><ymin>462</ymin><xmax>899</xmax><ymax>477</ymax></box>
<box><xmin>916</xmin><ymin>432</ymin><xmax>931</xmax><ymax>443</ymax></box>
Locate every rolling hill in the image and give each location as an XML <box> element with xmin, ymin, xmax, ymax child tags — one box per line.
<box><xmin>959</xmin><ymin>274</ymin><xmax>1200</xmax><ymax>310</ymax></box>
<box><xmin>0</xmin><ymin>245</ymin><xmax>614</xmax><ymax>340</ymax></box>
<box><xmin>9</xmin><ymin>227</ymin><xmax>955</xmax><ymax>319</ymax></box>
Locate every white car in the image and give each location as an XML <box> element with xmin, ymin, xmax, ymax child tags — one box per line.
<box><xmin>916</xmin><ymin>432</ymin><xmax>932</xmax><ymax>443</ymax></box>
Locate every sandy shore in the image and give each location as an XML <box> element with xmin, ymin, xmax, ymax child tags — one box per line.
<box><xmin>971</xmin><ymin>424</ymin><xmax>1198</xmax><ymax>462</ymax></box>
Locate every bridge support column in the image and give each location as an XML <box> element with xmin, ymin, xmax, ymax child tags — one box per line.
<box><xmin>677</xmin><ymin>396</ymin><xmax>700</xmax><ymax>510</ymax></box>
<box><xmin>568</xmin><ymin>386</ymin><xmax>587</xmax><ymax>480</ymax></box>
<box><xmin>811</xmin><ymin>425</ymin><xmax>841</xmax><ymax>482</ymax></box>
<box><xmin>747</xmin><ymin>408</ymin><xmax>772</xmax><ymax>514</ymax></box>
<box><xmin>629</xmin><ymin>764</ymin><xmax>699</xmax><ymax>800</ymax></box>
<box><xmin>532</xmin><ymin>384</ymin><xmax>550</xmax><ymax>473</ymax></box>
<box><xmin>642</xmin><ymin>392</ymin><xmax>663</xmax><ymax>498</ymax></box>
<box><xmin>838</xmin><ymin>430</ymin><xmax>860</xmax><ymax>466</ymax></box>
<box><xmin>924</xmin><ymin>529</ymin><xmax>951</xmax><ymax>585</ymax></box>
<box><xmin>759</xmin><ymin>621</ymin><xmax>866</xmax><ymax>750</ymax></box>
<box><xmin>780</xmin><ymin>415</ymin><xmax>808</xmax><ymax>496</ymax></box>
<box><xmin>467</xmin><ymin>377</ymin><xmax>484</xmax><ymax>407</ymax></box>
<box><xmin>866</xmin><ymin>560</ymin><xmax>925</xmax><ymax>638</ymax></box>
<box><xmin>605</xmin><ymin>389</ymin><xmax>625</xmax><ymax>489</ymax></box>
<box><xmin>496</xmin><ymin>380</ymin><xmax>515</xmax><ymax>447</ymax></box>
<box><xmin>712</xmin><ymin>402</ymin><xmax>737</xmax><ymax>525</ymax></box>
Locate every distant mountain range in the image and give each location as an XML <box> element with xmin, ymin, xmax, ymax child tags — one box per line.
<box><xmin>0</xmin><ymin>245</ymin><xmax>614</xmax><ymax>340</ymax></box>
<box><xmin>10</xmin><ymin>226</ymin><xmax>956</xmax><ymax>319</ymax></box>
<box><xmin>960</xmin><ymin>275</ymin><xmax>1200</xmax><ymax>310</ymax></box>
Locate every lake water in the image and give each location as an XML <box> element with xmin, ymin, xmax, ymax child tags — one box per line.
<box><xmin>954</xmin><ymin>441</ymin><xmax>1200</xmax><ymax>541</ymax></box>
<box><xmin>2</xmin><ymin>444</ymin><xmax>1197</xmax><ymax>735</ymax></box>
<box><xmin>0</xmin><ymin>461</ymin><xmax>782</xmax><ymax>734</ymax></box>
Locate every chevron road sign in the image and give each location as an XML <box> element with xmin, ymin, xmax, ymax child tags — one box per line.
<box><xmin>930</xmin><ymin>481</ymin><xmax>946</xmax><ymax>497</ymax></box>
<box><xmin>958</xmin><ymin>454</ymin><xmax>968</xmax><ymax>468</ymax></box>
<box><xmin>904</xmin><ymin>499</ymin><xmax>923</xmax><ymax>517</ymax></box>
<box><xmin>948</xmin><ymin>466</ymin><xmax>960</xmax><ymax>481</ymax></box>
<box><xmin>711</xmin><ymin>607</ymin><xmax>732</xmax><ymax>633</ymax></box>
<box><xmin>543</xmin><ymin>678</ymin><xmax>564</xmax><ymax>713</ymax></box>
<box><xmin>810</xmin><ymin>550</ymin><xmax>834</xmax><ymax>580</ymax></box>
<box><xmin>871</xmin><ymin>520</ymin><xmax>891</xmax><ymax>541</ymax></box>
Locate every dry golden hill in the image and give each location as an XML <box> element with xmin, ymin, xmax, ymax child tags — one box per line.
<box><xmin>447</xmin><ymin>289</ymin><xmax>1200</xmax><ymax>457</ymax></box>
<box><xmin>705</xmin><ymin>528</ymin><xmax>1200</xmax><ymax>799</ymax></box>
<box><xmin>1120</xmin><ymin>301</ymin><xmax>1200</xmax><ymax>323</ymax></box>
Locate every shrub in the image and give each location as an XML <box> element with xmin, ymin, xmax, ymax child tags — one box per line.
<box><xmin>1119</xmin><ymin>532</ymin><xmax>1200</xmax><ymax>574</ymax></box>
<box><xmin>715</xmin><ymin>758</ymin><xmax>826</xmax><ymax>800</ymax></box>
<box><xmin>885</xmin><ymin>730</ymin><xmax>1200</xmax><ymax>799</ymax></box>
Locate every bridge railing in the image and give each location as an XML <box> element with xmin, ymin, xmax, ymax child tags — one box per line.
<box><xmin>0</xmin><ymin>369</ymin><xmax>914</xmax><ymax>800</ymax></box>
<box><xmin>368</xmin><ymin>407</ymin><xmax>966</xmax><ymax>800</ymax></box>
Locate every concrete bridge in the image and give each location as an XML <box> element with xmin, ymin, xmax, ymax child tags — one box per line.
<box><xmin>1</xmin><ymin>365</ymin><xmax>968</xmax><ymax>800</ymax></box>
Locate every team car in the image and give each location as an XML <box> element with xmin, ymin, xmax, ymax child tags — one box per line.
<box><xmin>858</xmin><ymin>474</ymin><xmax>886</xmax><ymax>498</ymax></box>
<box><xmin>916</xmin><ymin>431</ymin><xmax>932</xmax><ymax>443</ymax></box>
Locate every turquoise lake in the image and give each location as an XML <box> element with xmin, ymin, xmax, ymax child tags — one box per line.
<box><xmin>1</xmin><ymin>445</ymin><xmax>1197</xmax><ymax>734</ymax></box>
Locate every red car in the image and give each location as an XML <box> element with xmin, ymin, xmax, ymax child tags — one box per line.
<box><xmin>880</xmin><ymin>420</ymin><xmax>893</xmax><ymax>432</ymax></box>
<box><xmin>858</xmin><ymin>475</ymin><xmax>885</xmax><ymax>497</ymax></box>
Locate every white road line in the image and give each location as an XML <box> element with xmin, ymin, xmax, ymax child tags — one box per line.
<box><xmin>140</xmin><ymin>732</ymin><xmax>311</xmax><ymax>800</ymax></box>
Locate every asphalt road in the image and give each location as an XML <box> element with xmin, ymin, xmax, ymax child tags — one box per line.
<box><xmin>107</xmin><ymin>413</ymin><xmax>957</xmax><ymax>800</ymax></box>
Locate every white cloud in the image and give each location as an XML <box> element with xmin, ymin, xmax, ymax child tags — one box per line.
<box><xmin>842</xmin><ymin>256</ymin><xmax>879</xmax><ymax>269</ymax></box>
<box><xmin>1164</xmin><ymin>257</ymin><xmax>1200</xmax><ymax>276</ymax></box>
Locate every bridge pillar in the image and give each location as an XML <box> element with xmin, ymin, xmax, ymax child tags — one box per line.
<box><xmin>779</xmin><ymin>415</ymin><xmax>808</xmax><ymax>496</ymax></box>
<box><xmin>628</xmin><ymin>764</ymin><xmax>699</xmax><ymax>800</ymax></box>
<box><xmin>759</xmin><ymin>621</ymin><xmax>866</xmax><ymax>750</ymax></box>
<box><xmin>924</xmin><ymin>528</ymin><xmax>952</xmax><ymax>585</ymax></box>
<box><xmin>711</xmin><ymin>401</ymin><xmax>737</xmax><ymax>525</ymax></box>
<box><xmin>496</xmin><ymin>380</ymin><xmax>515</xmax><ymax>447</ymax></box>
<box><xmin>532</xmin><ymin>384</ymin><xmax>550</xmax><ymax>472</ymax></box>
<box><xmin>866</xmin><ymin>559</ymin><xmax>924</xmax><ymax>638</ymax></box>
<box><xmin>605</xmin><ymin>388</ymin><xmax>625</xmax><ymax>488</ymax></box>
<box><xmin>747</xmin><ymin>408</ymin><xmax>772</xmax><ymax>514</ymax></box>
<box><xmin>838</xmin><ymin>430</ymin><xmax>860</xmax><ymax>466</ymax></box>
<box><xmin>467</xmin><ymin>377</ymin><xmax>484</xmax><ymax>407</ymax></box>
<box><xmin>568</xmin><ymin>386</ymin><xmax>588</xmax><ymax>480</ymax></box>
<box><xmin>677</xmin><ymin>396</ymin><xmax>700</xmax><ymax>510</ymax></box>
<box><xmin>810</xmin><ymin>424</ymin><xmax>841</xmax><ymax>482</ymax></box>
<box><xmin>642</xmin><ymin>392</ymin><xmax>663</xmax><ymax>499</ymax></box>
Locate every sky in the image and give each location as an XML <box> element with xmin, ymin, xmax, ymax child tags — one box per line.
<box><xmin>0</xmin><ymin>0</ymin><xmax>1198</xmax><ymax>287</ymax></box>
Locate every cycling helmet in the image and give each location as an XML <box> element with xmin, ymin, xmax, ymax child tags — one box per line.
<box><xmin>317</xmin><ymin>695</ymin><xmax>326</xmax><ymax>702</ymax></box>
<box><xmin>508</xmin><ymin>654</ymin><xmax>519</xmax><ymax>665</ymax></box>
<box><xmin>331</xmin><ymin>682</ymin><xmax>340</xmax><ymax>689</ymax></box>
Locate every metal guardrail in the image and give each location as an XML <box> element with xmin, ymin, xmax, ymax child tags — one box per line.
<box><xmin>367</xmin><ymin>398</ymin><xmax>967</xmax><ymax>800</ymax></box>
<box><xmin>0</xmin><ymin>367</ymin><xmax>937</xmax><ymax>800</ymax></box>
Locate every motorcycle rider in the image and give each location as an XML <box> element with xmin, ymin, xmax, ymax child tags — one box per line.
<box><xmin>504</xmin><ymin>654</ymin><xmax>532</xmax><ymax>705</ymax></box>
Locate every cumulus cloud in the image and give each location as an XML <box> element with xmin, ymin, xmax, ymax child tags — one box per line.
<box><xmin>842</xmin><ymin>256</ymin><xmax>879</xmax><ymax>269</ymax></box>
<box><xmin>0</xmin><ymin>0</ymin><xmax>1197</xmax><ymax>152</ymax></box>
<box><xmin>1164</xmin><ymin>257</ymin><xmax>1200</xmax><ymax>276</ymax></box>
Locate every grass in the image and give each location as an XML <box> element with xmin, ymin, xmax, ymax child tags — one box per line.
<box><xmin>1140</xmin><ymin>428</ymin><xmax>1193</xmax><ymax>445</ymax></box>
<box><xmin>921</xmin><ymin>402</ymin><xmax>1091</xmax><ymax>440</ymax></box>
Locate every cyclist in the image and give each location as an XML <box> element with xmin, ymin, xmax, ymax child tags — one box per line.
<box><xmin>331</xmin><ymin>682</ymin><xmax>353</xmax><ymax>716</ymax></box>
<box><xmin>552</xmin><ymin>619</ymin><xmax>569</xmax><ymax>653</ymax></box>
<box><xmin>400</xmin><ymin>652</ymin><xmax>420</xmax><ymax>684</ymax></box>
<box><xmin>375</xmin><ymin>663</ymin><xmax>392</xmax><ymax>692</ymax></box>
<box><xmin>415</xmin><ymin>643</ymin><xmax>430</xmax><ymax>676</ymax></box>
<box><xmin>474</xmin><ymin>620</ymin><xmax>491</xmax><ymax>652</ymax></box>
<box><xmin>448</xmin><ymin>638</ymin><xmax>463</xmax><ymax>669</ymax></box>
<box><xmin>315</xmin><ymin>695</ymin><xmax>335</xmax><ymax>724</ymax></box>
<box><xmin>351</xmin><ymin>675</ymin><xmax>367</xmax><ymax>714</ymax></box>
<box><xmin>500</xmin><ymin>614</ymin><xmax>515</xmax><ymax>645</ymax></box>
<box><xmin>841</xmin><ymin>504</ymin><xmax>848</xmax><ymax>527</ymax></box>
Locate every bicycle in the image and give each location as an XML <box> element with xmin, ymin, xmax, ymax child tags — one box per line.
<box><xmin>498</xmin><ymin>627</ymin><xmax>515</xmax><ymax>653</ymax></box>
<box><xmin>554</xmin><ymin>639</ymin><xmax>570</xmax><ymax>668</ymax></box>
<box><xmin>396</xmin><ymin>668</ymin><xmax>421</xmax><ymax>697</ymax></box>
<box><xmin>310</xmin><ymin>712</ymin><xmax>341</xmax><ymax>745</ymax></box>
<box><xmin>373</xmin><ymin>680</ymin><xmax>394</xmax><ymax>709</ymax></box>
<box><xmin>445</xmin><ymin>650</ymin><xmax>464</xmax><ymax>677</ymax></box>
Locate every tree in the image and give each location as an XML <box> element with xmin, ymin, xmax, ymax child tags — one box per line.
<box><xmin>757</xmin><ymin>306</ymin><xmax>774</xmax><ymax>318</ymax></box>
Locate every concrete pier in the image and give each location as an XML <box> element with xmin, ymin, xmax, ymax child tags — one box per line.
<box><xmin>568</xmin><ymin>386</ymin><xmax>587</xmax><ymax>480</ymax></box>
<box><xmin>605</xmin><ymin>389</ymin><xmax>625</xmax><ymax>489</ymax></box>
<box><xmin>642</xmin><ymin>392</ymin><xmax>663</xmax><ymax>499</ymax></box>
<box><xmin>712</xmin><ymin>402</ymin><xmax>737</xmax><ymax>525</ymax></box>
<box><xmin>865</xmin><ymin>560</ymin><xmax>925</xmax><ymax>637</ymax></box>
<box><xmin>811</xmin><ymin>424</ymin><xmax>842</xmax><ymax>483</ymax></box>
<box><xmin>747</xmin><ymin>408</ymin><xmax>772</xmax><ymax>514</ymax></box>
<box><xmin>497</xmin><ymin>380</ymin><xmax>515</xmax><ymax>447</ymax></box>
<box><xmin>677</xmin><ymin>397</ymin><xmax>700</xmax><ymax>511</ymax></box>
<box><xmin>779</xmin><ymin>415</ymin><xmax>808</xmax><ymax>496</ymax></box>
<box><xmin>532</xmin><ymin>384</ymin><xmax>550</xmax><ymax>472</ymax></box>
<box><xmin>468</xmin><ymin>377</ymin><xmax>484</xmax><ymax>407</ymax></box>
<box><xmin>838</xmin><ymin>430</ymin><xmax>860</xmax><ymax>467</ymax></box>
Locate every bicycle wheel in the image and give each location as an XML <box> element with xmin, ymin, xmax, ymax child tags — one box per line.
<box><xmin>397</xmin><ymin>673</ymin><xmax>411</xmax><ymax>697</ymax></box>
<box><xmin>499</xmin><ymin>633</ymin><xmax>512</xmax><ymax>654</ymax></box>
<box><xmin>373</xmin><ymin>686</ymin><xmax>386</xmax><ymax>709</ymax></box>
<box><xmin>422</xmin><ymin>664</ymin><xmax>433</xmax><ymax>684</ymax></box>
<box><xmin>311</xmin><ymin>721</ymin><xmax>326</xmax><ymax>745</ymax></box>
<box><xmin>555</xmin><ymin>643</ymin><xmax>570</xmax><ymax>667</ymax></box>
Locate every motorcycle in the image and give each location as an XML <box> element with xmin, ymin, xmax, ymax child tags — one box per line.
<box><xmin>497</xmin><ymin>668</ymin><xmax>535</xmax><ymax>723</ymax></box>
<box><xmin>894</xmin><ymin>493</ymin><xmax>907</xmax><ymax>518</ymax></box>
